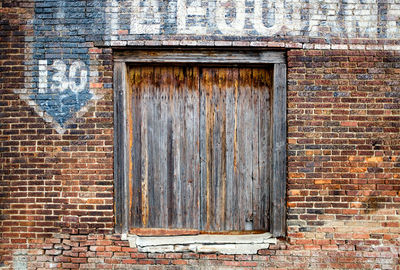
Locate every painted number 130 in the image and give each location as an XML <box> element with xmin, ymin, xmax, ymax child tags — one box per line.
<box><xmin>38</xmin><ymin>60</ymin><xmax>88</xmax><ymax>93</ymax></box>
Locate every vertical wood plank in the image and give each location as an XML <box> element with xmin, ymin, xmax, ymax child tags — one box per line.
<box><xmin>224</xmin><ymin>68</ymin><xmax>236</xmax><ymax>231</ymax></box>
<box><xmin>211</xmin><ymin>68</ymin><xmax>220</xmax><ymax>231</ymax></box>
<box><xmin>151</xmin><ymin>66</ymin><xmax>161</xmax><ymax>227</ymax></box>
<box><xmin>199</xmin><ymin>68</ymin><xmax>207</xmax><ymax>231</ymax></box>
<box><xmin>271</xmin><ymin>63</ymin><xmax>287</xmax><ymax>237</ymax></box>
<box><xmin>211</xmin><ymin>68</ymin><xmax>224</xmax><ymax>231</ymax></box>
<box><xmin>140</xmin><ymin>66</ymin><xmax>154</xmax><ymax>227</ymax></box>
<box><xmin>252</xmin><ymin>68</ymin><xmax>272</xmax><ymax>230</ymax></box>
<box><xmin>179</xmin><ymin>67</ymin><xmax>188</xmax><ymax>228</ymax></box>
<box><xmin>159</xmin><ymin>66</ymin><xmax>170</xmax><ymax>228</ymax></box>
<box><xmin>167</xmin><ymin>84</ymin><xmax>174</xmax><ymax>227</ymax></box>
<box><xmin>114</xmin><ymin>62</ymin><xmax>128</xmax><ymax>233</ymax></box>
<box><xmin>238</xmin><ymin>68</ymin><xmax>253</xmax><ymax>231</ymax></box>
<box><xmin>184</xmin><ymin>66</ymin><xmax>200</xmax><ymax>229</ymax></box>
<box><xmin>147</xmin><ymin>67</ymin><xmax>156</xmax><ymax>228</ymax></box>
<box><xmin>205</xmin><ymin>68</ymin><xmax>214</xmax><ymax>231</ymax></box>
<box><xmin>219</xmin><ymin>69</ymin><xmax>227</xmax><ymax>231</ymax></box>
<box><xmin>232</xmin><ymin>67</ymin><xmax>240</xmax><ymax>231</ymax></box>
<box><xmin>131</xmin><ymin>66</ymin><xmax>143</xmax><ymax>228</ymax></box>
<box><xmin>173</xmin><ymin>66</ymin><xmax>183</xmax><ymax>228</ymax></box>
<box><xmin>192</xmin><ymin>67</ymin><xmax>201</xmax><ymax>229</ymax></box>
<box><xmin>250</xmin><ymin>68</ymin><xmax>260</xmax><ymax>231</ymax></box>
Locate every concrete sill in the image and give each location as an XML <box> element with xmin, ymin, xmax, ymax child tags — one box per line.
<box><xmin>122</xmin><ymin>233</ymin><xmax>276</xmax><ymax>254</ymax></box>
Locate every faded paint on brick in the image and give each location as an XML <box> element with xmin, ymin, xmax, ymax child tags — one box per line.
<box><xmin>106</xmin><ymin>0</ymin><xmax>397</xmax><ymax>38</ymax></box>
<box><xmin>27</xmin><ymin>0</ymin><xmax>106</xmax><ymax>132</ymax></box>
<box><xmin>23</xmin><ymin>0</ymin><xmax>400</xmax><ymax>131</ymax></box>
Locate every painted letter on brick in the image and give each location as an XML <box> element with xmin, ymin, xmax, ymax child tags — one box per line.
<box><xmin>216</xmin><ymin>0</ymin><xmax>245</xmax><ymax>35</ymax></box>
<box><xmin>38</xmin><ymin>60</ymin><xmax>48</xmax><ymax>94</ymax></box>
<box><xmin>253</xmin><ymin>0</ymin><xmax>285</xmax><ymax>36</ymax></box>
<box><xmin>177</xmin><ymin>0</ymin><xmax>207</xmax><ymax>34</ymax></box>
<box><xmin>51</xmin><ymin>60</ymin><xmax>69</xmax><ymax>93</ymax></box>
<box><xmin>130</xmin><ymin>0</ymin><xmax>161</xmax><ymax>34</ymax></box>
<box><xmin>69</xmin><ymin>61</ymin><xmax>88</xmax><ymax>93</ymax></box>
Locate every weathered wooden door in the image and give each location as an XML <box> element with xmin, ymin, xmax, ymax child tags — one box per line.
<box><xmin>127</xmin><ymin>65</ymin><xmax>272</xmax><ymax>232</ymax></box>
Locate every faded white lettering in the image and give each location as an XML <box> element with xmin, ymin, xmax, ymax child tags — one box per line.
<box><xmin>39</xmin><ymin>60</ymin><xmax>88</xmax><ymax>93</ymax></box>
<box><xmin>38</xmin><ymin>60</ymin><xmax>48</xmax><ymax>94</ymax></box>
<box><xmin>216</xmin><ymin>0</ymin><xmax>245</xmax><ymax>35</ymax></box>
<box><xmin>177</xmin><ymin>0</ymin><xmax>207</xmax><ymax>34</ymax></box>
<box><xmin>253</xmin><ymin>0</ymin><xmax>285</xmax><ymax>36</ymax></box>
<box><xmin>116</xmin><ymin>0</ymin><xmax>400</xmax><ymax>39</ymax></box>
<box><xmin>69</xmin><ymin>61</ymin><xmax>88</xmax><ymax>93</ymax></box>
<box><xmin>387</xmin><ymin>4</ymin><xmax>400</xmax><ymax>37</ymax></box>
<box><xmin>52</xmin><ymin>60</ymin><xmax>69</xmax><ymax>93</ymax></box>
<box><xmin>130</xmin><ymin>0</ymin><xmax>161</xmax><ymax>34</ymax></box>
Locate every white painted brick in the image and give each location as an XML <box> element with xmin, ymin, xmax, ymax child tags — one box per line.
<box><xmin>383</xmin><ymin>45</ymin><xmax>400</xmax><ymax>51</ymax></box>
<box><xmin>349</xmin><ymin>44</ymin><xmax>366</xmax><ymax>50</ymax></box>
<box><xmin>314</xmin><ymin>44</ymin><xmax>330</xmax><ymax>50</ymax></box>
<box><xmin>331</xmin><ymin>44</ymin><xmax>349</xmax><ymax>50</ymax></box>
<box><xmin>110</xmin><ymin>40</ymin><xmax>127</xmax><ymax>46</ymax></box>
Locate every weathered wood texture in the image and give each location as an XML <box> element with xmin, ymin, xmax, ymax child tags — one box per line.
<box><xmin>271</xmin><ymin>63</ymin><xmax>287</xmax><ymax>237</ymax></box>
<box><xmin>127</xmin><ymin>65</ymin><xmax>272</xmax><ymax>232</ymax></box>
<box><xmin>114</xmin><ymin>62</ymin><xmax>128</xmax><ymax>233</ymax></box>
<box><xmin>114</xmin><ymin>50</ymin><xmax>285</xmax><ymax>64</ymax></box>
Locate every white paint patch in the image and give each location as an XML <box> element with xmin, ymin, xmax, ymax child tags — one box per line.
<box><xmin>387</xmin><ymin>4</ymin><xmax>400</xmax><ymax>37</ymax></box>
<box><xmin>341</xmin><ymin>0</ymin><xmax>378</xmax><ymax>38</ymax></box>
<box><xmin>13</xmin><ymin>250</ymin><xmax>27</xmax><ymax>270</ymax></box>
<box><xmin>105</xmin><ymin>0</ymin><xmax>120</xmax><ymax>37</ymax></box>
<box><xmin>38</xmin><ymin>60</ymin><xmax>48</xmax><ymax>93</ymax></box>
<box><xmin>138</xmin><ymin>243</ymin><xmax>271</xmax><ymax>254</ymax></box>
<box><xmin>177</xmin><ymin>0</ymin><xmax>207</xmax><ymax>34</ymax></box>
<box><xmin>128</xmin><ymin>233</ymin><xmax>276</xmax><ymax>254</ymax></box>
<box><xmin>216</xmin><ymin>0</ymin><xmax>246</xmax><ymax>35</ymax></box>
<box><xmin>130</xmin><ymin>0</ymin><xmax>161</xmax><ymax>34</ymax></box>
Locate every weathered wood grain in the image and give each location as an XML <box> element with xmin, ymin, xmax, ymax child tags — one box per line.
<box><xmin>224</xmin><ymin>68</ymin><xmax>235</xmax><ymax>231</ymax></box>
<box><xmin>130</xmin><ymin>66</ymin><xmax>143</xmax><ymax>228</ymax></box>
<box><xmin>271</xmin><ymin>63</ymin><xmax>287</xmax><ymax>237</ymax></box>
<box><xmin>258</xmin><ymin>68</ymin><xmax>271</xmax><ymax>231</ymax></box>
<box><xmin>126</xmin><ymin>64</ymin><xmax>277</xmax><ymax>233</ymax></box>
<box><xmin>114</xmin><ymin>50</ymin><xmax>285</xmax><ymax>64</ymax></box>
<box><xmin>114</xmin><ymin>62</ymin><xmax>125</xmax><ymax>233</ymax></box>
<box><xmin>199</xmin><ymin>68</ymin><xmax>207</xmax><ymax>230</ymax></box>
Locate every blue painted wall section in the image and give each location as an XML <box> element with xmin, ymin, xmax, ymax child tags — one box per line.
<box><xmin>33</xmin><ymin>0</ymin><xmax>105</xmax><ymax>127</ymax></box>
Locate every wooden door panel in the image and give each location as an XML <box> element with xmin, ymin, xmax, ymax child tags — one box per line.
<box><xmin>128</xmin><ymin>66</ymin><xmax>201</xmax><ymax>229</ymax></box>
<box><xmin>128</xmin><ymin>65</ymin><xmax>271</xmax><ymax>232</ymax></box>
<box><xmin>200</xmin><ymin>67</ymin><xmax>271</xmax><ymax>231</ymax></box>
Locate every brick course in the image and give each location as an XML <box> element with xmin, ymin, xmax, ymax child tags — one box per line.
<box><xmin>1</xmin><ymin>0</ymin><xmax>400</xmax><ymax>269</ymax></box>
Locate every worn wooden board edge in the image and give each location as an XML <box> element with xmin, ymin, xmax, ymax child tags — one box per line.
<box><xmin>114</xmin><ymin>62</ymin><xmax>129</xmax><ymax>233</ymax></box>
<box><xmin>270</xmin><ymin>63</ymin><xmax>287</xmax><ymax>237</ymax></box>
<box><xmin>114</xmin><ymin>50</ymin><xmax>285</xmax><ymax>64</ymax></box>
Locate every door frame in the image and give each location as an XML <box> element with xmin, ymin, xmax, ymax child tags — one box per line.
<box><xmin>113</xmin><ymin>48</ymin><xmax>287</xmax><ymax>237</ymax></box>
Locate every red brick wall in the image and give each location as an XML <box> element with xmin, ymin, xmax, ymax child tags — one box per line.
<box><xmin>0</xmin><ymin>0</ymin><xmax>34</xmax><ymax>265</ymax></box>
<box><xmin>286</xmin><ymin>49</ymin><xmax>400</xmax><ymax>269</ymax></box>
<box><xmin>1</xmin><ymin>2</ymin><xmax>400</xmax><ymax>269</ymax></box>
<box><xmin>1</xmin><ymin>49</ymin><xmax>399</xmax><ymax>269</ymax></box>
